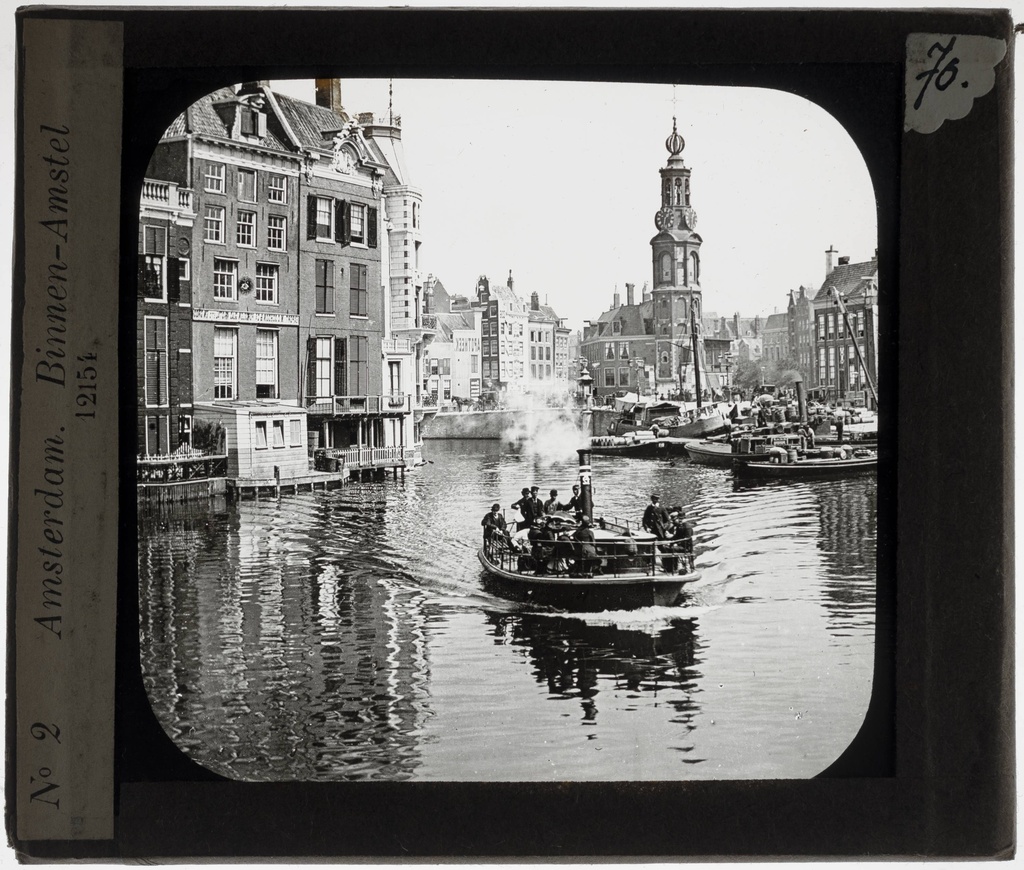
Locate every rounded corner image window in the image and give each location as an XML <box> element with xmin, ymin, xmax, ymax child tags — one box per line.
<box><xmin>137</xmin><ymin>78</ymin><xmax>882</xmax><ymax>782</ymax></box>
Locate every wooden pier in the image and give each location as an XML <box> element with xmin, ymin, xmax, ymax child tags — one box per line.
<box><xmin>227</xmin><ymin>464</ymin><xmax>407</xmax><ymax>501</ymax></box>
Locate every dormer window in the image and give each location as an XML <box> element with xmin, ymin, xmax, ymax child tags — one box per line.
<box><xmin>240</xmin><ymin>108</ymin><xmax>266</xmax><ymax>138</ymax></box>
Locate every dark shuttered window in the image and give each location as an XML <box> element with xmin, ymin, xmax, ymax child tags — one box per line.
<box><xmin>315</xmin><ymin>259</ymin><xmax>335</xmax><ymax>315</ymax></box>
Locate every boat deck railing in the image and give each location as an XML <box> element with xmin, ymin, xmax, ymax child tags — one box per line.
<box><xmin>483</xmin><ymin>533</ymin><xmax>694</xmax><ymax>579</ymax></box>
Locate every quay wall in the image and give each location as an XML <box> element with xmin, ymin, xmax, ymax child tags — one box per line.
<box><xmin>422</xmin><ymin>408</ymin><xmax>586</xmax><ymax>440</ymax></box>
<box><xmin>138</xmin><ymin>477</ymin><xmax>227</xmax><ymax>504</ymax></box>
<box><xmin>590</xmin><ymin>409</ymin><xmax>620</xmax><ymax>437</ymax></box>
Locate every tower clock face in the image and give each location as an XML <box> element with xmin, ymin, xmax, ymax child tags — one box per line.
<box><xmin>654</xmin><ymin>207</ymin><xmax>676</xmax><ymax>231</ymax></box>
<box><xmin>681</xmin><ymin>207</ymin><xmax>698</xmax><ymax>229</ymax></box>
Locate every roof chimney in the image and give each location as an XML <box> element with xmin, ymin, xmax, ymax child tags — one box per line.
<box><xmin>531</xmin><ymin>290</ymin><xmax>540</xmax><ymax>311</ymax></box>
<box><xmin>825</xmin><ymin>245</ymin><xmax>838</xmax><ymax>276</ymax></box>
<box><xmin>315</xmin><ymin>79</ymin><xmax>345</xmax><ymax>118</ymax></box>
<box><xmin>507</xmin><ymin>270</ymin><xmax>514</xmax><ymax>291</ymax></box>
<box><xmin>642</xmin><ymin>281</ymin><xmax>651</xmax><ymax>303</ymax></box>
<box><xmin>626</xmin><ymin>283</ymin><xmax>635</xmax><ymax>306</ymax></box>
<box><xmin>238</xmin><ymin>81</ymin><xmax>270</xmax><ymax>95</ymax></box>
<box><xmin>613</xmin><ymin>288</ymin><xmax>621</xmax><ymax>309</ymax></box>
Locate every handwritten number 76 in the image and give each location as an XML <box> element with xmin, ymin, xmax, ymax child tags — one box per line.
<box><xmin>914</xmin><ymin>36</ymin><xmax>962</xmax><ymax>111</ymax></box>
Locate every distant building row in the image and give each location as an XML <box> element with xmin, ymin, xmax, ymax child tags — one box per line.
<box><xmin>421</xmin><ymin>272</ymin><xmax>574</xmax><ymax>407</ymax></box>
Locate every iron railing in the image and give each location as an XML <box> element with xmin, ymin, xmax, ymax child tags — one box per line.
<box><xmin>305</xmin><ymin>394</ymin><xmax>412</xmax><ymax>415</ymax></box>
<box><xmin>137</xmin><ymin>452</ymin><xmax>228</xmax><ymax>483</ymax></box>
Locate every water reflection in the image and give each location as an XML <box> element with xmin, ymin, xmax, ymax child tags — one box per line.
<box><xmin>487</xmin><ymin>612</ymin><xmax>703</xmax><ymax>726</ymax></box>
<box><xmin>138</xmin><ymin>443</ymin><xmax>879</xmax><ymax>781</ymax></box>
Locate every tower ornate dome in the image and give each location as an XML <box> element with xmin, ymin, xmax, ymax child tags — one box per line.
<box><xmin>665</xmin><ymin>117</ymin><xmax>685</xmax><ymax>156</ymax></box>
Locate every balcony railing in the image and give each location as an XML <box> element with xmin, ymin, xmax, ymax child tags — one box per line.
<box><xmin>305</xmin><ymin>394</ymin><xmax>412</xmax><ymax>415</ymax></box>
<box><xmin>137</xmin><ymin>452</ymin><xmax>228</xmax><ymax>483</ymax></box>
<box><xmin>317</xmin><ymin>445</ymin><xmax>407</xmax><ymax>470</ymax></box>
<box><xmin>141</xmin><ymin>179</ymin><xmax>194</xmax><ymax>212</ymax></box>
<box><xmin>382</xmin><ymin>337</ymin><xmax>413</xmax><ymax>354</ymax></box>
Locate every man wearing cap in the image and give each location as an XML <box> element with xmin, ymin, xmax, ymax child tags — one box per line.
<box><xmin>511</xmin><ymin>487</ymin><xmax>538</xmax><ymax>531</ymax></box>
<box><xmin>642</xmin><ymin>494</ymin><xmax>671</xmax><ymax>539</ymax></box>
<box><xmin>667</xmin><ymin>506</ymin><xmax>694</xmax><ymax>572</ymax></box>
<box><xmin>481</xmin><ymin>503</ymin><xmax>506</xmax><ymax>550</ymax></box>
<box><xmin>563</xmin><ymin>484</ymin><xmax>583</xmax><ymax>517</ymax></box>
<box><xmin>544</xmin><ymin>489</ymin><xmax>562</xmax><ymax>515</ymax></box>
<box><xmin>571</xmin><ymin>516</ymin><xmax>599</xmax><ymax>577</ymax></box>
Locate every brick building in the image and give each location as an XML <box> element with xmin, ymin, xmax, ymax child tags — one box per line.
<box><xmin>137</xmin><ymin>178</ymin><xmax>195</xmax><ymax>455</ymax></box>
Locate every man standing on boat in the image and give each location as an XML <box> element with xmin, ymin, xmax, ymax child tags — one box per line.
<box><xmin>481</xmin><ymin>503</ymin><xmax>507</xmax><ymax>550</ymax></box>
<box><xmin>544</xmin><ymin>489</ymin><xmax>561</xmax><ymax>515</ymax></box>
<box><xmin>510</xmin><ymin>488</ymin><xmax>534</xmax><ymax>531</ymax></box>
<box><xmin>668</xmin><ymin>507</ymin><xmax>695</xmax><ymax>572</ymax></box>
<box><xmin>643</xmin><ymin>494</ymin><xmax>671</xmax><ymax>539</ymax></box>
<box><xmin>563</xmin><ymin>484</ymin><xmax>583</xmax><ymax>517</ymax></box>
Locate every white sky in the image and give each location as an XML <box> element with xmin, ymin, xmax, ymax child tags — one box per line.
<box><xmin>274</xmin><ymin>77</ymin><xmax>878</xmax><ymax>332</ymax></box>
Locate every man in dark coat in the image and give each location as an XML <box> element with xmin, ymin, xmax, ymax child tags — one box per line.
<box><xmin>511</xmin><ymin>487</ymin><xmax>538</xmax><ymax>531</ymax></box>
<box><xmin>481</xmin><ymin>504</ymin><xmax>506</xmax><ymax>549</ymax></box>
<box><xmin>668</xmin><ymin>507</ymin><xmax>695</xmax><ymax>572</ymax></box>
<box><xmin>563</xmin><ymin>484</ymin><xmax>583</xmax><ymax>517</ymax></box>
<box><xmin>571</xmin><ymin>516</ymin><xmax>599</xmax><ymax>577</ymax></box>
<box><xmin>642</xmin><ymin>495</ymin><xmax>671</xmax><ymax>539</ymax></box>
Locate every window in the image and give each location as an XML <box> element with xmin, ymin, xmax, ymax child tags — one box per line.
<box><xmin>482</xmin><ymin>321</ymin><xmax>490</xmax><ymax>336</ymax></box>
<box><xmin>141</xmin><ymin>225</ymin><xmax>166</xmax><ymax>299</ymax></box>
<box><xmin>389</xmin><ymin>361</ymin><xmax>402</xmax><ymax>396</ymax></box>
<box><xmin>290</xmin><ymin>419</ymin><xmax>303</xmax><ymax>446</ymax></box>
<box><xmin>605</xmin><ymin>344</ymin><xmax>616</xmax><ymax>360</ymax></box>
<box><xmin>204</xmin><ymin>205</ymin><xmax>225</xmax><ymax>243</ymax></box>
<box><xmin>255</xmin><ymin>329</ymin><xmax>278</xmax><ymax>398</ymax></box>
<box><xmin>315</xmin><ymin>337</ymin><xmax>333</xmax><ymax>398</ymax></box>
<box><xmin>255</xmin><ymin>263</ymin><xmax>278</xmax><ymax>304</ymax></box>
<box><xmin>471</xmin><ymin>356</ymin><xmax>478</xmax><ymax>374</ymax></box>
<box><xmin>660</xmin><ymin>252</ymin><xmax>672</xmax><ymax>283</ymax></box>
<box><xmin>268</xmin><ymin>174</ymin><xmax>287</xmax><ymax>203</ymax></box>
<box><xmin>819</xmin><ymin>347</ymin><xmax>826</xmax><ymax>382</ymax></box>
<box><xmin>236</xmin><ymin>210</ymin><xmax>256</xmax><ymax>247</ymax></box>
<box><xmin>604</xmin><ymin>368</ymin><xmax>616</xmax><ymax>387</ymax></box>
<box><xmin>204</xmin><ymin>163</ymin><xmax>225</xmax><ymax>193</ymax></box>
<box><xmin>178</xmin><ymin>258</ymin><xmax>190</xmax><ymax>281</ymax></box>
<box><xmin>827</xmin><ymin>346</ymin><xmax>836</xmax><ymax>384</ymax></box>
<box><xmin>213</xmin><ymin>259</ymin><xmax>237</xmax><ymax>300</ymax></box>
<box><xmin>856</xmin><ymin>311</ymin><xmax>865</xmax><ymax>336</ymax></box>
<box><xmin>349</xmin><ymin>335</ymin><xmax>368</xmax><ymax>395</ymax></box>
<box><xmin>143</xmin><ymin>317</ymin><xmax>167</xmax><ymax>406</ymax></box>
<box><xmin>240</xmin><ymin>109</ymin><xmax>266</xmax><ymax>138</ymax></box>
<box><xmin>255</xmin><ymin>421</ymin><xmax>268</xmax><ymax>449</ymax></box>
<box><xmin>314</xmin><ymin>196</ymin><xmax>333</xmax><ymax>240</ymax></box>
<box><xmin>817</xmin><ymin>314</ymin><xmax>826</xmax><ymax>341</ymax></box>
<box><xmin>272</xmin><ymin>420</ymin><xmax>286</xmax><ymax>448</ymax></box>
<box><xmin>350</xmin><ymin>263</ymin><xmax>367</xmax><ymax>316</ymax></box>
<box><xmin>213</xmin><ymin>328</ymin><xmax>237</xmax><ymax>399</ymax></box>
<box><xmin>531</xmin><ymin>347</ymin><xmax>536</xmax><ymax>360</ymax></box>
<box><xmin>350</xmin><ymin>203</ymin><xmax>366</xmax><ymax>244</ymax></box>
<box><xmin>827</xmin><ymin>313</ymin><xmax>836</xmax><ymax>339</ymax></box>
<box><xmin>267</xmin><ymin>215</ymin><xmax>286</xmax><ymax>250</ymax></box>
<box><xmin>237</xmin><ymin>169</ymin><xmax>256</xmax><ymax>202</ymax></box>
<box><xmin>315</xmin><ymin>259</ymin><xmax>335</xmax><ymax>315</ymax></box>
<box><xmin>618</xmin><ymin>367</ymin><xmax>630</xmax><ymax>387</ymax></box>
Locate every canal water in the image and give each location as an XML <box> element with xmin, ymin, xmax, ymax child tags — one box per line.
<box><xmin>138</xmin><ymin>438</ymin><xmax>877</xmax><ymax>782</ymax></box>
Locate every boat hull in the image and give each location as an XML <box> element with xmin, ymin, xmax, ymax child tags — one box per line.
<box><xmin>684</xmin><ymin>440</ymin><xmax>739</xmax><ymax>466</ymax></box>
<box><xmin>733</xmin><ymin>456</ymin><xmax>877</xmax><ymax>478</ymax></box>
<box><xmin>478</xmin><ymin>548</ymin><xmax>699</xmax><ymax>610</ymax></box>
<box><xmin>589</xmin><ymin>436</ymin><xmax>693</xmax><ymax>458</ymax></box>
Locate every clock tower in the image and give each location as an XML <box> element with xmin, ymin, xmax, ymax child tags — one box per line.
<box><xmin>651</xmin><ymin>117</ymin><xmax>704</xmax><ymax>392</ymax></box>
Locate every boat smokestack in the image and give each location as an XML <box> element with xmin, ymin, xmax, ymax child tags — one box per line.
<box><xmin>794</xmin><ymin>375</ymin><xmax>807</xmax><ymax>422</ymax></box>
<box><xmin>577</xmin><ymin>447</ymin><xmax>594</xmax><ymax>521</ymax></box>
